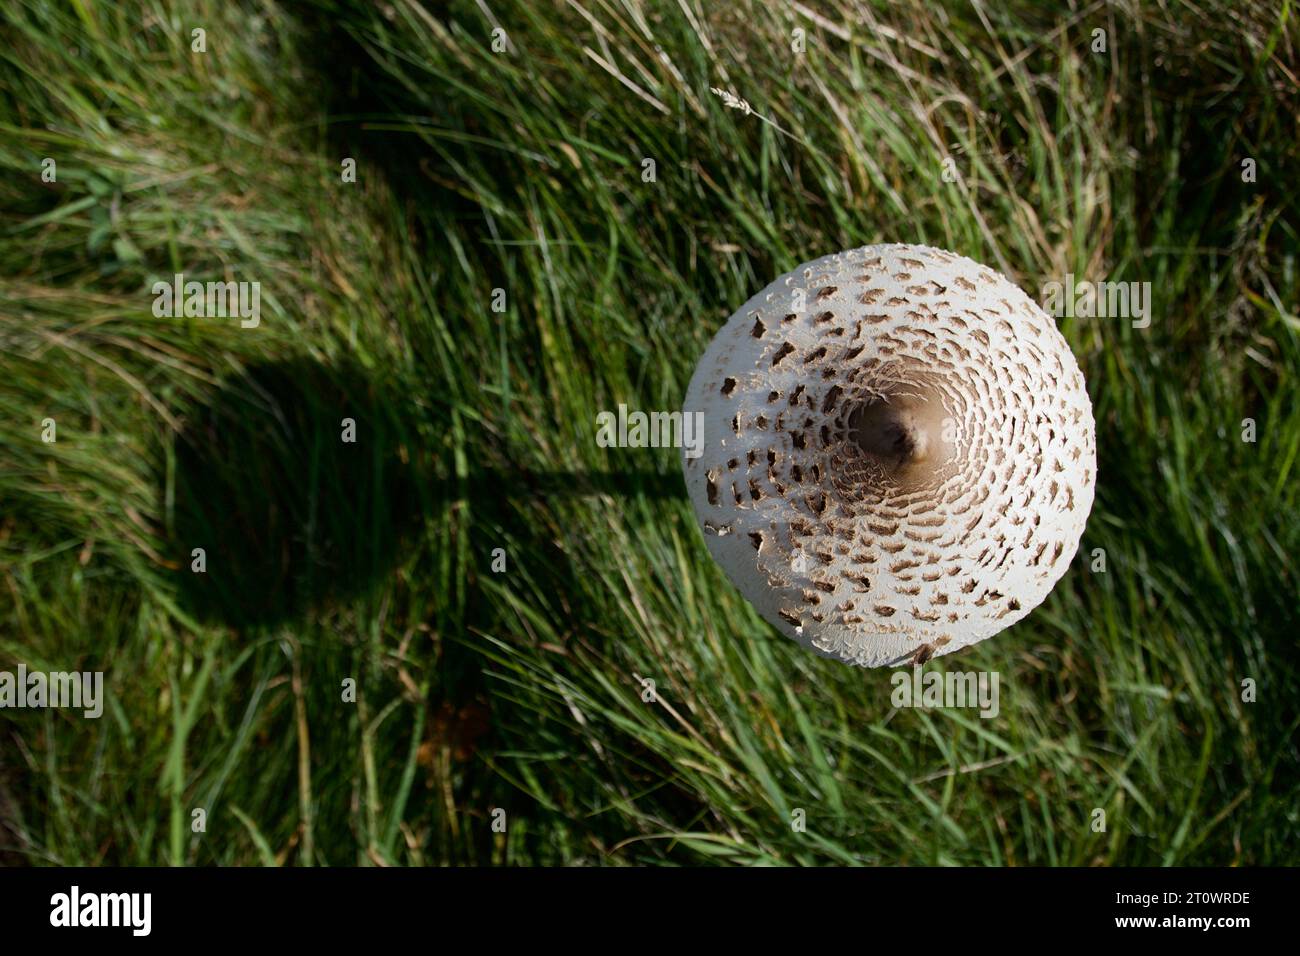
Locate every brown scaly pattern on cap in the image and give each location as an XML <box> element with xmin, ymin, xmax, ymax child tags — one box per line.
<box><xmin>682</xmin><ymin>244</ymin><xmax>1096</xmax><ymax>667</ymax></box>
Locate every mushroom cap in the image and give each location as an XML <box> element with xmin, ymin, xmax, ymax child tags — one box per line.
<box><xmin>682</xmin><ymin>244</ymin><xmax>1096</xmax><ymax>667</ymax></box>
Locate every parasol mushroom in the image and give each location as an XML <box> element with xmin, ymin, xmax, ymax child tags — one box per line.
<box><xmin>681</xmin><ymin>244</ymin><xmax>1096</xmax><ymax>667</ymax></box>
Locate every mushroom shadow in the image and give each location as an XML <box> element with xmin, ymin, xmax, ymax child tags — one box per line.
<box><xmin>168</xmin><ymin>356</ymin><xmax>684</xmax><ymax>629</ymax></box>
<box><xmin>169</xmin><ymin>357</ymin><xmax>418</xmax><ymax>628</ymax></box>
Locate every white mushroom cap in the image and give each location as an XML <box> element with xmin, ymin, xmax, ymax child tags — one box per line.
<box><xmin>682</xmin><ymin>244</ymin><xmax>1096</xmax><ymax>667</ymax></box>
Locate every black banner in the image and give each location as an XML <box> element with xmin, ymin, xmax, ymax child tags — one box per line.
<box><xmin>0</xmin><ymin>867</ymin><xmax>1286</xmax><ymax>942</ymax></box>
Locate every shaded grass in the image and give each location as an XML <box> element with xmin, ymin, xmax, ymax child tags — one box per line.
<box><xmin>1</xmin><ymin>0</ymin><xmax>1298</xmax><ymax>865</ymax></box>
<box><xmin>169</xmin><ymin>357</ymin><xmax>418</xmax><ymax>628</ymax></box>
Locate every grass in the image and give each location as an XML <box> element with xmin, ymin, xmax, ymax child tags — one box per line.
<box><xmin>1</xmin><ymin>0</ymin><xmax>1297</xmax><ymax>865</ymax></box>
